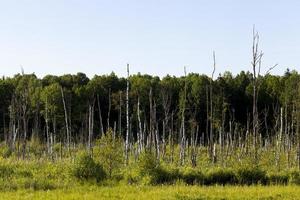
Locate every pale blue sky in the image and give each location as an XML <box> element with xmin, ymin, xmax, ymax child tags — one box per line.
<box><xmin>0</xmin><ymin>0</ymin><xmax>299</xmax><ymax>78</ymax></box>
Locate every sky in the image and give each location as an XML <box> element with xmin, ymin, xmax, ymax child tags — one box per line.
<box><xmin>0</xmin><ymin>0</ymin><xmax>300</xmax><ymax>78</ymax></box>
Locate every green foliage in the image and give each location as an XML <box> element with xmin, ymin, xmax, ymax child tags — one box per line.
<box><xmin>122</xmin><ymin>166</ymin><xmax>139</xmax><ymax>185</ymax></box>
<box><xmin>138</xmin><ymin>151</ymin><xmax>158</xmax><ymax>176</ymax></box>
<box><xmin>0</xmin><ymin>165</ymin><xmax>14</xmax><ymax>179</ymax></box>
<box><xmin>181</xmin><ymin>168</ymin><xmax>205</xmax><ymax>185</ymax></box>
<box><xmin>237</xmin><ymin>167</ymin><xmax>268</xmax><ymax>185</ymax></box>
<box><xmin>148</xmin><ymin>167</ymin><xmax>181</xmax><ymax>185</ymax></box>
<box><xmin>289</xmin><ymin>171</ymin><xmax>300</xmax><ymax>185</ymax></box>
<box><xmin>137</xmin><ymin>151</ymin><xmax>178</xmax><ymax>185</ymax></box>
<box><xmin>72</xmin><ymin>152</ymin><xmax>106</xmax><ymax>182</ymax></box>
<box><xmin>29</xmin><ymin>136</ymin><xmax>44</xmax><ymax>158</ymax></box>
<box><xmin>205</xmin><ymin>168</ymin><xmax>237</xmax><ymax>185</ymax></box>
<box><xmin>0</xmin><ymin>145</ymin><xmax>12</xmax><ymax>158</ymax></box>
<box><xmin>94</xmin><ymin>129</ymin><xmax>123</xmax><ymax>178</ymax></box>
<box><xmin>268</xmin><ymin>173</ymin><xmax>289</xmax><ymax>185</ymax></box>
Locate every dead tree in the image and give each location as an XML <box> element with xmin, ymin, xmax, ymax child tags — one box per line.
<box><xmin>297</xmin><ymin>94</ymin><xmax>300</xmax><ymax>169</ymax></box>
<box><xmin>251</xmin><ymin>27</ymin><xmax>277</xmax><ymax>163</ymax></box>
<box><xmin>161</xmin><ymin>83</ymin><xmax>171</xmax><ymax>159</ymax></box>
<box><xmin>137</xmin><ymin>96</ymin><xmax>143</xmax><ymax>153</ymax></box>
<box><xmin>97</xmin><ymin>94</ymin><xmax>104</xmax><ymax>137</ymax></box>
<box><xmin>45</xmin><ymin>96</ymin><xmax>51</xmax><ymax>155</ymax></box>
<box><xmin>180</xmin><ymin>67</ymin><xmax>187</xmax><ymax>165</ymax></box>
<box><xmin>9</xmin><ymin>96</ymin><xmax>18</xmax><ymax>151</ymax></box>
<box><xmin>61</xmin><ymin>86</ymin><xmax>70</xmax><ymax>151</ymax></box>
<box><xmin>119</xmin><ymin>91</ymin><xmax>122</xmax><ymax>136</ymax></box>
<box><xmin>88</xmin><ymin>103</ymin><xmax>94</xmax><ymax>151</ymax></box>
<box><xmin>209</xmin><ymin>52</ymin><xmax>216</xmax><ymax>162</ymax></box>
<box><xmin>20</xmin><ymin>85</ymin><xmax>29</xmax><ymax>159</ymax></box>
<box><xmin>107</xmin><ymin>88</ymin><xmax>111</xmax><ymax>130</ymax></box>
<box><xmin>125</xmin><ymin>64</ymin><xmax>130</xmax><ymax>165</ymax></box>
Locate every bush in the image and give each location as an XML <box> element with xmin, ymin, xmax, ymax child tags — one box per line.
<box><xmin>29</xmin><ymin>136</ymin><xmax>44</xmax><ymax>158</ymax></box>
<box><xmin>181</xmin><ymin>168</ymin><xmax>205</xmax><ymax>185</ymax></box>
<box><xmin>138</xmin><ymin>152</ymin><xmax>179</xmax><ymax>185</ymax></box>
<box><xmin>0</xmin><ymin>165</ymin><xmax>14</xmax><ymax>179</ymax></box>
<box><xmin>123</xmin><ymin>169</ymin><xmax>139</xmax><ymax>184</ymax></box>
<box><xmin>94</xmin><ymin>129</ymin><xmax>124</xmax><ymax>178</ymax></box>
<box><xmin>290</xmin><ymin>171</ymin><xmax>300</xmax><ymax>185</ymax></box>
<box><xmin>237</xmin><ymin>167</ymin><xmax>267</xmax><ymax>185</ymax></box>
<box><xmin>72</xmin><ymin>152</ymin><xmax>106</xmax><ymax>182</ymax></box>
<box><xmin>23</xmin><ymin>178</ymin><xmax>56</xmax><ymax>190</ymax></box>
<box><xmin>205</xmin><ymin>169</ymin><xmax>237</xmax><ymax>185</ymax></box>
<box><xmin>268</xmin><ymin>173</ymin><xmax>289</xmax><ymax>185</ymax></box>
<box><xmin>0</xmin><ymin>146</ymin><xmax>12</xmax><ymax>158</ymax></box>
<box><xmin>138</xmin><ymin>151</ymin><xmax>158</xmax><ymax>176</ymax></box>
<box><xmin>148</xmin><ymin>167</ymin><xmax>175</xmax><ymax>185</ymax></box>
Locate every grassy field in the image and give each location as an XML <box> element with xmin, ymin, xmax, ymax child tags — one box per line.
<box><xmin>1</xmin><ymin>185</ymin><xmax>300</xmax><ymax>200</ymax></box>
<box><xmin>0</xmin><ymin>143</ymin><xmax>300</xmax><ymax>199</ymax></box>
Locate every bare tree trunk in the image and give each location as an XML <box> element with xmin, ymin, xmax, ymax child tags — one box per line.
<box><xmin>53</xmin><ymin>116</ymin><xmax>56</xmax><ymax>153</ymax></box>
<box><xmin>251</xmin><ymin>28</ymin><xmax>261</xmax><ymax>164</ymax></box>
<box><xmin>61</xmin><ymin>86</ymin><xmax>70</xmax><ymax>151</ymax></box>
<box><xmin>137</xmin><ymin>96</ymin><xmax>142</xmax><ymax>153</ymax></box>
<box><xmin>9</xmin><ymin>97</ymin><xmax>17</xmax><ymax>151</ymax></box>
<box><xmin>251</xmin><ymin>27</ymin><xmax>277</xmax><ymax>164</ymax></box>
<box><xmin>21</xmin><ymin>92</ymin><xmax>28</xmax><ymax>160</ymax></box>
<box><xmin>88</xmin><ymin>104</ymin><xmax>94</xmax><ymax>151</ymax></box>
<box><xmin>125</xmin><ymin>64</ymin><xmax>130</xmax><ymax>165</ymax></box>
<box><xmin>155</xmin><ymin>123</ymin><xmax>160</xmax><ymax>161</ymax></box>
<box><xmin>180</xmin><ymin>67</ymin><xmax>187</xmax><ymax>165</ymax></box>
<box><xmin>206</xmin><ymin>85</ymin><xmax>209</xmax><ymax>146</ymax></box>
<box><xmin>97</xmin><ymin>94</ymin><xmax>104</xmax><ymax>137</ymax></box>
<box><xmin>119</xmin><ymin>91</ymin><xmax>122</xmax><ymax>136</ymax></box>
<box><xmin>113</xmin><ymin>121</ymin><xmax>116</xmax><ymax>140</ymax></box>
<box><xmin>107</xmin><ymin>88</ymin><xmax>111</xmax><ymax>130</ymax></box>
<box><xmin>209</xmin><ymin>52</ymin><xmax>216</xmax><ymax>162</ymax></box>
<box><xmin>171</xmin><ymin>111</ymin><xmax>174</xmax><ymax>163</ymax></box>
<box><xmin>297</xmin><ymin>102</ymin><xmax>300</xmax><ymax>169</ymax></box>
<box><xmin>45</xmin><ymin>97</ymin><xmax>51</xmax><ymax>154</ymax></box>
<box><xmin>161</xmin><ymin>86</ymin><xmax>171</xmax><ymax>160</ymax></box>
<box><xmin>149</xmin><ymin>87</ymin><xmax>154</xmax><ymax>153</ymax></box>
<box><xmin>276</xmin><ymin>107</ymin><xmax>283</xmax><ymax>170</ymax></box>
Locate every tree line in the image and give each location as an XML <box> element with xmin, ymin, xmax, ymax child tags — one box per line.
<box><xmin>0</xmin><ymin>66</ymin><xmax>300</xmax><ymax>163</ymax></box>
<box><xmin>1</xmin><ymin>30</ymin><xmax>300</xmax><ymax>169</ymax></box>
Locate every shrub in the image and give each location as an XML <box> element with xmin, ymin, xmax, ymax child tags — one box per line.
<box><xmin>15</xmin><ymin>169</ymin><xmax>33</xmax><ymax>178</ymax></box>
<box><xmin>0</xmin><ymin>165</ymin><xmax>14</xmax><ymax>179</ymax></box>
<box><xmin>138</xmin><ymin>152</ymin><xmax>180</xmax><ymax>185</ymax></box>
<box><xmin>138</xmin><ymin>151</ymin><xmax>158</xmax><ymax>176</ymax></box>
<box><xmin>268</xmin><ymin>173</ymin><xmax>289</xmax><ymax>185</ymax></box>
<box><xmin>149</xmin><ymin>167</ymin><xmax>174</xmax><ymax>185</ymax></box>
<box><xmin>29</xmin><ymin>136</ymin><xmax>44</xmax><ymax>158</ymax></box>
<box><xmin>94</xmin><ymin>129</ymin><xmax>124</xmax><ymax>178</ymax></box>
<box><xmin>181</xmin><ymin>168</ymin><xmax>205</xmax><ymax>185</ymax></box>
<box><xmin>205</xmin><ymin>169</ymin><xmax>237</xmax><ymax>185</ymax></box>
<box><xmin>0</xmin><ymin>146</ymin><xmax>12</xmax><ymax>158</ymax></box>
<box><xmin>237</xmin><ymin>167</ymin><xmax>267</xmax><ymax>185</ymax></box>
<box><xmin>24</xmin><ymin>178</ymin><xmax>56</xmax><ymax>190</ymax></box>
<box><xmin>123</xmin><ymin>169</ymin><xmax>139</xmax><ymax>184</ymax></box>
<box><xmin>72</xmin><ymin>152</ymin><xmax>106</xmax><ymax>182</ymax></box>
<box><xmin>290</xmin><ymin>171</ymin><xmax>300</xmax><ymax>185</ymax></box>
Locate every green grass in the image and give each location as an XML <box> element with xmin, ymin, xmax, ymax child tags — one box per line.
<box><xmin>0</xmin><ymin>185</ymin><xmax>300</xmax><ymax>200</ymax></box>
<box><xmin>0</xmin><ymin>144</ymin><xmax>300</xmax><ymax>199</ymax></box>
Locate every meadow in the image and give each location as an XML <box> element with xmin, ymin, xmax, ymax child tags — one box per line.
<box><xmin>0</xmin><ymin>136</ymin><xmax>299</xmax><ymax>200</ymax></box>
<box><xmin>1</xmin><ymin>185</ymin><xmax>300</xmax><ymax>200</ymax></box>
